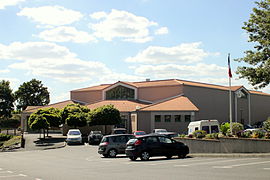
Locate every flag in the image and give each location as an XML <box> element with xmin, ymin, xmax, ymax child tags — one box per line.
<box><xmin>228</xmin><ymin>53</ymin><xmax>232</xmax><ymax>78</ymax></box>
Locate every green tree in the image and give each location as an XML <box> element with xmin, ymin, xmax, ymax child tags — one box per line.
<box><xmin>88</xmin><ymin>105</ymin><xmax>121</xmax><ymax>126</ymax></box>
<box><xmin>263</xmin><ymin>117</ymin><xmax>270</xmax><ymax>131</ymax></box>
<box><xmin>61</xmin><ymin>104</ymin><xmax>89</xmax><ymax>128</ymax></box>
<box><xmin>236</xmin><ymin>0</ymin><xmax>270</xmax><ymax>88</ymax></box>
<box><xmin>28</xmin><ymin>113</ymin><xmax>49</xmax><ymax>139</ymax></box>
<box><xmin>0</xmin><ymin>80</ymin><xmax>14</xmax><ymax>119</ymax></box>
<box><xmin>15</xmin><ymin>79</ymin><xmax>50</xmax><ymax>111</ymax></box>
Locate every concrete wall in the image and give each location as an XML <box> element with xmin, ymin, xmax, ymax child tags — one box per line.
<box><xmin>176</xmin><ymin>137</ymin><xmax>270</xmax><ymax>153</ymax></box>
<box><xmin>138</xmin><ymin>85</ymin><xmax>183</xmax><ymax>102</ymax></box>
<box><xmin>137</xmin><ymin>111</ymin><xmax>152</xmax><ymax>133</ymax></box>
<box><xmin>71</xmin><ymin>90</ymin><xmax>102</xmax><ymax>104</ymax></box>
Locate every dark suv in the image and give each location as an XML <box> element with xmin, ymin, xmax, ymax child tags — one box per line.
<box><xmin>88</xmin><ymin>131</ymin><xmax>103</xmax><ymax>145</ymax></box>
<box><xmin>125</xmin><ymin>134</ymin><xmax>189</xmax><ymax>161</ymax></box>
<box><xmin>98</xmin><ymin>134</ymin><xmax>135</xmax><ymax>158</ymax></box>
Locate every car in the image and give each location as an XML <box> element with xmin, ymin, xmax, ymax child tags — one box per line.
<box><xmin>158</xmin><ymin>132</ymin><xmax>179</xmax><ymax>139</ymax></box>
<box><xmin>125</xmin><ymin>134</ymin><xmax>189</xmax><ymax>161</ymax></box>
<box><xmin>98</xmin><ymin>134</ymin><xmax>135</xmax><ymax>158</ymax></box>
<box><xmin>66</xmin><ymin>129</ymin><xmax>82</xmax><ymax>145</ymax></box>
<box><xmin>152</xmin><ymin>129</ymin><xmax>167</xmax><ymax>134</ymax></box>
<box><xmin>133</xmin><ymin>131</ymin><xmax>146</xmax><ymax>137</ymax></box>
<box><xmin>88</xmin><ymin>131</ymin><xmax>103</xmax><ymax>144</ymax></box>
<box><xmin>111</xmin><ymin>128</ymin><xmax>127</xmax><ymax>134</ymax></box>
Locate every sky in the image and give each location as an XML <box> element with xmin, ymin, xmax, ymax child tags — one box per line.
<box><xmin>0</xmin><ymin>0</ymin><xmax>269</xmax><ymax>104</ymax></box>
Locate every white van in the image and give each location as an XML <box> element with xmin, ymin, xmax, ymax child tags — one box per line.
<box><xmin>188</xmin><ymin>120</ymin><xmax>220</xmax><ymax>134</ymax></box>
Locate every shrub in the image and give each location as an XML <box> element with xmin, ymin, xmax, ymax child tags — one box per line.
<box><xmin>179</xmin><ymin>134</ymin><xmax>186</xmax><ymax>138</ymax></box>
<box><xmin>265</xmin><ymin>132</ymin><xmax>270</xmax><ymax>139</ymax></box>
<box><xmin>205</xmin><ymin>133</ymin><xmax>219</xmax><ymax>139</ymax></box>
<box><xmin>188</xmin><ymin>134</ymin><xmax>194</xmax><ymax>138</ymax></box>
<box><xmin>262</xmin><ymin>118</ymin><xmax>270</xmax><ymax>132</ymax></box>
<box><xmin>0</xmin><ymin>133</ymin><xmax>12</xmax><ymax>141</ymax></box>
<box><xmin>232</xmin><ymin>123</ymin><xmax>244</xmax><ymax>135</ymax></box>
<box><xmin>192</xmin><ymin>130</ymin><xmax>207</xmax><ymax>138</ymax></box>
<box><xmin>242</xmin><ymin>130</ymin><xmax>252</xmax><ymax>138</ymax></box>
<box><xmin>251</xmin><ymin>130</ymin><xmax>265</xmax><ymax>138</ymax></box>
<box><xmin>220</xmin><ymin>122</ymin><xmax>230</xmax><ymax>135</ymax></box>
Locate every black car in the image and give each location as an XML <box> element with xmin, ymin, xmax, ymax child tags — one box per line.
<box><xmin>88</xmin><ymin>131</ymin><xmax>103</xmax><ymax>144</ymax></box>
<box><xmin>98</xmin><ymin>134</ymin><xmax>135</xmax><ymax>158</ymax></box>
<box><xmin>125</xmin><ymin>134</ymin><xmax>189</xmax><ymax>161</ymax></box>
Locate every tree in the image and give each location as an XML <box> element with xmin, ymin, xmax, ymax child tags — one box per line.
<box><xmin>15</xmin><ymin>79</ymin><xmax>50</xmax><ymax>111</ymax></box>
<box><xmin>0</xmin><ymin>80</ymin><xmax>14</xmax><ymax>119</ymax></box>
<box><xmin>236</xmin><ymin>0</ymin><xmax>270</xmax><ymax>89</ymax></box>
<box><xmin>88</xmin><ymin>105</ymin><xmax>121</xmax><ymax>126</ymax></box>
<box><xmin>28</xmin><ymin>108</ymin><xmax>62</xmax><ymax>138</ymax></box>
<box><xmin>61</xmin><ymin>104</ymin><xmax>89</xmax><ymax>128</ymax></box>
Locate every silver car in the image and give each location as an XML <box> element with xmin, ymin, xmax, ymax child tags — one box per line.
<box><xmin>66</xmin><ymin>129</ymin><xmax>82</xmax><ymax>145</ymax></box>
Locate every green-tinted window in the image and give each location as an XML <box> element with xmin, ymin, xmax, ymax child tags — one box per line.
<box><xmin>185</xmin><ymin>115</ymin><xmax>191</xmax><ymax>122</ymax></box>
<box><xmin>164</xmin><ymin>115</ymin><xmax>171</xmax><ymax>122</ymax></box>
<box><xmin>175</xmin><ymin>115</ymin><xmax>181</xmax><ymax>122</ymax></box>
<box><xmin>106</xmin><ymin>85</ymin><xmax>135</xmax><ymax>100</ymax></box>
<box><xmin>155</xmin><ymin>115</ymin><xmax>161</xmax><ymax>122</ymax></box>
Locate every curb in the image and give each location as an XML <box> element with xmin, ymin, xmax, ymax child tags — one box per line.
<box><xmin>43</xmin><ymin>142</ymin><xmax>67</xmax><ymax>151</ymax></box>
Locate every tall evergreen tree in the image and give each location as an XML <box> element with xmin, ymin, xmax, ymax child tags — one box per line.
<box><xmin>236</xmin><ymin>0</ymin><xmax>270</xmax><ymax>88</ymax></box>
<box><xmin>15</xmin><ymin>79</ymin><xmax>50</xmax><ymax>111</ymax></box>
<box><xmin>0</xmin><ymin>80</ymin><xmax>14</xmax><ymax>119</ymax></box>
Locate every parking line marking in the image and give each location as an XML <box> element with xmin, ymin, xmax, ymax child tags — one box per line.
<box><xmin>0</xmin><ymin>171</ymin><xmax>13</xmax><ymax>174</ymax></box>
<box><xmin>263</xmin><ymin>168</ymin><xmax>270</xmax><ymax>170</ymax></box>
<box><xmin>0</xmin><ymin>174</ymin><xmax>27</xmax><ymax>178</ymax></box>
<box><xmin>174</xmin><ymin>158</ymin><xmax>258</xmax><ymax>167</ymax></box>
<box><xmin>213</xmin><ymin>160</ymin><xmax>270</xmax><ymax>169</ymax></box>
<box><xmin>147</xmin><ymin>158</ymin><xmax>224</xmax><ymax>166</ymax></box>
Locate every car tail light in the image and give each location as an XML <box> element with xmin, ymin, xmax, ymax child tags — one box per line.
<box><xmin>100</xmin><ymin>142</ymin><xmax>109</xmax><ymax>146</ymax></box>
<box><xmin>134</xmin><ymin>139</ymin><xmax>142</xmax><ymax>146</ymax></box>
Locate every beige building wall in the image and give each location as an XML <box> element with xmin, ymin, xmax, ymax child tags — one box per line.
<box><xmin>250</xmin><ymin>94</ymin><xmax>270</xmax><ymax>123</ymax></box>
<box><xmin>183</xmin><ymin>85</ymin><xmax>233</xmax><ymax>124</ymax></box>
<box><xmin>136</xmin><ymin>111</ymin><xmax>152</xmax><ymax>133</ymax></box>
<box><xmin>71</xmin><ymin>90</ymin><xmax>102</xmax><ymax>104</ymax></box>
<box><xmin>138</xmin><ymin>85</ymin><xmax>183</xmax><ymax>102</ymax></box>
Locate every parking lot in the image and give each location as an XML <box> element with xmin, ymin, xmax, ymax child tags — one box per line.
<box><xmin>0</xmin><ymin>144</ymin><xmax>270</xmax><ymax>180</ymax></box>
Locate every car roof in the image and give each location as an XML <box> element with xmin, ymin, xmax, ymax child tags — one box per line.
<box><xmin>68</xmin><ymin>129</ymin><xmax>80</xmax><ymax>131</ymax></box>
<box><xmin>137</xmin><ymin>134</ymin><xmax>167</xmax><ymax>138</ymax></box>
<box><xmin>103</xmin><ymin>134</ymin><xmax>134</xmax><ymax>138</ymax></box>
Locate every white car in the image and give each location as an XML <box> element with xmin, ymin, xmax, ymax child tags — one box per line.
<box><xmin>152</xmin><ymin>129</ymin><xmax>167</xmax><ymax>134</ymax></box>
<box><xmin>66</xmin><ymin>129</ymin><xmax>82</xmax><ymax>145</ymax></box>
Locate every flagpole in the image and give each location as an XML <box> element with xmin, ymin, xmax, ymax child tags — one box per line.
<box><xmin>228</xmin><ymin>53</ymin><xmax>233</xmax><ymax>134</ymax></box>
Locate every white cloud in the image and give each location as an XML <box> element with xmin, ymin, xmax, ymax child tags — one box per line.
<box><xmin>89</xmin><ymin>9</ymin><xmax>158</xmax><ymax>43</ymax></box>
<box><xmin>50</xmin><ymin>91</ymin><xmax>70</xmax><ymax>104</ymax></box>
<box><xmin>0</xmin><ymin>69</ymin><xmax>10</xmax><ymax>73</ymax></box>
<box><xmin>125</xmin><ymin>42</ymin><xmax>219</xmax><ymax>64</ymax></box>
<box><xmin>155</xmin><ymin>27</ymin><xmax>168</xmax><ymax>35</ymax></box>
<box><xmin>17</xmin><ymin>6</ymin><xmax>83</xmax><ymax>26</ymax></box>
<box><xmin>0</xmin><ymin>41</ymin><xmax>76</xmax><ymax>60</ymax></box>
<box><xmin>2</xmin><ymin>41</ymin><xmax>143</xmax><ymax>84</ymax></box>
<box><xmin>37</xmin><ymin>26</ymin><xmax>97</xmax><ymax>43</ymax></box>
<box><xmin>133</xmin><ymin>63</ymin><xmax>227</xmax><ymax>79</ymax></box>
<box><xmin>0</xmin><ymin>0</ymin><xmax>24</xmax><ymax>9</ymax></box>
<box><xmin>0</xmin><ymin>77</ymin><xmax>19</xmax><ymax>90</ymax></box>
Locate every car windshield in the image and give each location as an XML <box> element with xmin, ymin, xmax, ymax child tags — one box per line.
<box><xmin>114</xmin><ymin>130</ymin><xmax>126</xmax><ymax>134</ymax></box>
<box><xmin>135</xmin><ymin>132</ymin><xmax>146</xmax><ymax>135</ymax></box>
<box><xmin>68</xmin><ymin>131</ymin><xmax>81</xmax><ymax>135</ymax></box>
<box><xmin>157</xmin><ymin>129</ymin><xmax>167</xmax><ymax>133</ymax></box>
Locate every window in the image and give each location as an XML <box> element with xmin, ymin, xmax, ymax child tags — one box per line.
<box><xmin>174</xmin><ymin>115</ymin><xmax>181</xmax><ymax>122</ymax></box>
<box><xmin>202</xmin><ymin>126</ymin><xmax>210</xmax><ymax>134</ymax></box>
<box><xmin>158</xmin><ymin>137</ymin><xmax>172</xmax><ymax>143</ymax></box>
<box><xmin>155</xmin><ymin>115</ymin><xmax>161</xmax><ymax>122</ymax></box>
<box><xmin>106</xmin><ymin>85</ymin><xmax>135</xmax><ymax>100</ymax></box>
<box><xmin>146</xmin><ymin>137</ymin><xmax>158</xmax><ymax>143</ymax></box>
<box><xmin>185</xmin><ymin>115</ymin><xmax>191</xmax><ymax>122</ymax></box>
<box><xmin>211</xmin><ymin>125</ymin><xmax>219</xmax><ymax>133</ymax></box>
<box><xmin>164</xmin><ymin>115</ymin><xmax>171</xmax><ymax>122</ymax></box>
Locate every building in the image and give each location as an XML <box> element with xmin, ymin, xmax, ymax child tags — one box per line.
<box><xmin>21</xmin><ymin>79</ymin><xmax>270</xmax><ymax>134</ymax></box>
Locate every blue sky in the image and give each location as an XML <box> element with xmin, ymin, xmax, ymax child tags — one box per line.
<box><xmin>0</xmin><ymin>0</ymin><xmax>268</xmax><ymax>104</ymax></box>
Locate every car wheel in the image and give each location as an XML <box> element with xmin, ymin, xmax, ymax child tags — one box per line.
<box><xmin>129</xmin><ymin>156</ymin><xmax>137</xmax><ymax>161</ymax></box>
<box><xmin>108</xmin><ymin>149</ymin><xmax>117</xmax><ymax>158</ymax></box>
<box><xmin>166</xmin><ymin>155</ymin><xmax>172</xmax><ymax>159</ymax></box>
<box><xmin>140</xmin><ymin>151</ymin><xmax>150</xmax><ymax>161</ymax></box>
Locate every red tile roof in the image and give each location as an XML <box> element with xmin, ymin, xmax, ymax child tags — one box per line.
<box><xmin>86</xmin><ymin>100</ymin><xmax>149</xmax><ymax>112</ymax></box>
<box><xmin>139</xmin><ymin>95</ymin><xmax>199</xmax><ymax>111</ymax></box>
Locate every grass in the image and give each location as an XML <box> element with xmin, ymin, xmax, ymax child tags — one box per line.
<box><xmin>0</xmin><ymin>136</ymin><xmax>21</xmax><ymax>149</ymax></box>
